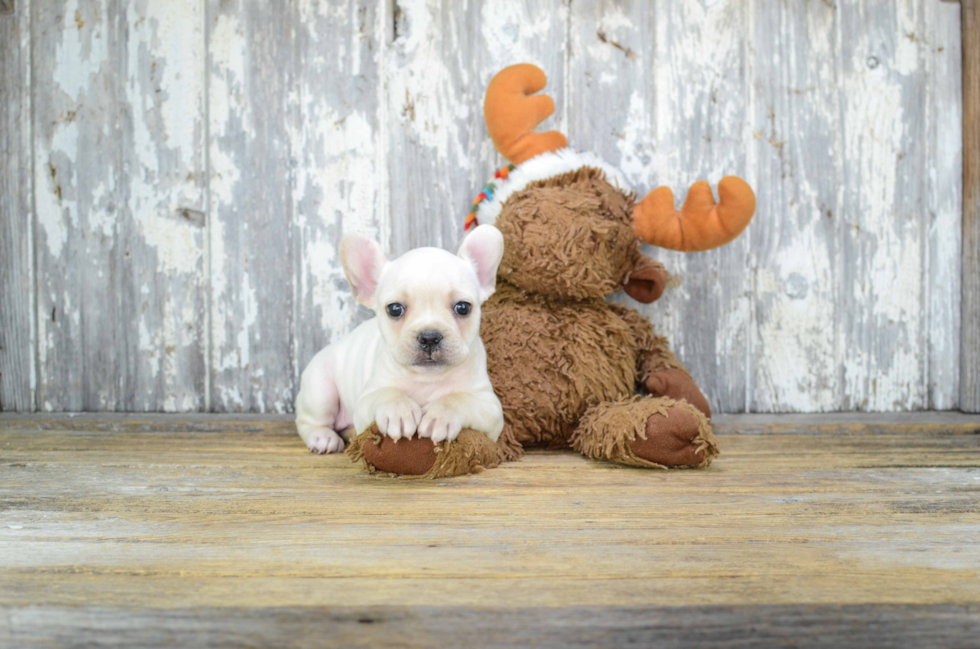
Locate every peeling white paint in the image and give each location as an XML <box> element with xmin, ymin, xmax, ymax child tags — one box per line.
<box><xmin>35</xmin><ymin>121</ymin><xmax>79</xmax><ymax>258</ymax></box>
<box><xmin>209</xmin><ymin>14</ymin><xmax>246</xmax><ymax>87</ymax></box>
<box><xmin>616</xmin><ymin>91</ymin><xmax>658</xmax><ymax>183</ymax></box>
<box><xmin>17</xmin><ymin>0</ymin><xmax>964</xmax><ymax>414</ymax></box>
<box><xmin>388</xmin><ymin>18</ymin><xmax>471</xmax><ymax>167</ymax></box>
<box><xmin>925</xmin><ymin>0</ymin><xmax>963</xmax><ymax>409</ymax></box>
<box><xmin>52</xmin><ymin>0</ymin><xmax>109</xmax><ymax>100</ymax></box>
<box><xmin>139</xmin><ymin>215</ymin><xmax>202</xmax><ymax>275</ymax></box>
<box><xmin>480</xmin><ymin>2</ymin><xmax>559</xmax><ymax>68</ymax></box>
<box><xmin>218</xmin><ymin>385</ymin><xmax>245</xmax><ymax>409</ymax></box>
<box><xmin>841</xmin><ymin>4</ymin><xmax>925</xmax><ymax>410</ymax></box>
<box><xmin>208</xmin><ymin>217</ymin><xmax>229</xmax><ymax>355</ymax></box>
<box><xmin>139</xmin><ymin>317</ymin><xmax>161</xmax><ymax>380</ymax></box>
<box><xmin>648</xmin><ymin>0</ymin><xmax>749</xmax><ymax>411</ymax></box>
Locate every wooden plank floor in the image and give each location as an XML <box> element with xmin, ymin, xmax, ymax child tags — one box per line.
<box><xmin>1</xmin><ymin>414</ymin><xmax>978</xmax><ymax>648</ymax></box>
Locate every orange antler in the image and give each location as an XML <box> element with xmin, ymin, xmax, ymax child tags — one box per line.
<box><xmin>484</xmin><ymin>64</ymin><xmax>567</xmax><ymax>165</ymax></box>
<box><xmin>633</xmin><ymin>177</ymin><xmax>756</xmax><ymax>252</ymax></box>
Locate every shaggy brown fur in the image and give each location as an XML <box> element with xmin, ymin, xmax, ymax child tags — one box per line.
<box><xmin>348</xmin><ymin>166</ymin><xmax>716</xmax><ymax>477</ymax></box>
<box><xmin>480</xmin><ymin>167</ymin><xmax>714</xmax><ymax>463</ymax></box>
<box><xmin>347</xmin><ymin>426</ymin><xmax>502</xmax><ymax>479</ymax></box>
<box><xmin>606</xmin><ymin>302</ymin><xmax>686</xmax><ymax>382</ymax></box>
<box><xmin>496</xmin><ymin>169</ymin><xmax>639</xmax><ymax>300</ymax></box>
<box><xmin>571</xmin><ymin>396</ymin><xmax>718</xmax><ymax>469</ymax></box>
<box><xmin>481</xmin><ymin>281</ymin><xmax>637</xmax><ymax>449</ymax></box>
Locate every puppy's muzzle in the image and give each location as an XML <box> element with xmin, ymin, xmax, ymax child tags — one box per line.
<box><xmin>417</xmin><ymin>330</ymin><xmax>443</xmax><ymax>354</ymax></box>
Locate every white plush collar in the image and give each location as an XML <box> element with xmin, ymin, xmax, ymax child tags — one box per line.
<box><xmin>475</xmin><ymin>149</ymin><xmax>629</xmax><ymax>227</ymax></box>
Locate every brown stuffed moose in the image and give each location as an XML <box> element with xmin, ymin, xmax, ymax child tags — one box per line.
<box><xmin>349</xmin><ymin>64</ymin><xmax>756</xmax><ymax>477</ymax></box>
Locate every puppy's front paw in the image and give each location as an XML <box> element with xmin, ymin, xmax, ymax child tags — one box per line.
<box><xmin>376</xmin><ymin>398</ymin><xmax>422</xmax><ymax>441</ymax></box>
<box><xmin>417</xmin><ymin>401</ymin><xmax>463</xmax><ymax>444</ymax></box>
<box><xmin>307</xmin><ymin>429</ymin><xmax>345</xmax><ymax>454</ymax></box>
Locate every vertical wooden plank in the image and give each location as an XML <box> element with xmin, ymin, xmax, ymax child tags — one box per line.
<box><xmin>838</xmin><ymin>0</ymin><xmax>929</xmax><ymax>411</ymax></box>
<box><xmin>32</xmin><ymin>0</ymin><xmax>207</xmax><ymax>412</ymax></box>
<box><xmin>120</xmin><ymin>0</ymin><xmax>208</xmax><ymax>411</ymax></box>
<box><xmin>208</xmin><ymin>0</ymin><xmax>295</xmax><ymax>412</ymax></box>
<box><xmin>661</xmin><ymin>0</ymin><xmax>749</xmax><ymax>415</ymax></box>
<box><xmin>962</xmin><ymin>0</ymin><xmax>980</xmax><ymax>412</ymax></box>
<box><xmin>385</xmin><ymin>0</ymin><xmax>567</xmax><ymax>257</ymax></box>
<box><xmin>290</xmin><ymin>0</ymin><xmax>385</xmax><ymax>389</ymax></box>
<box><xmin>0</xmin><ymin>0</ymin><xmax>35</xmax><ymax>411</ymax></box>
<box><xmin>33</xmin><ymin>0</ymin><xmax>122</xmax><ymax>411</ymax></box>
<box><xmin>745</xmin><ymin>1</ymin><xmax>841</xmax><ymax>412</ymax></box>
<box><xmin>11</xmin><ymin>0</ymin><xmax>966</xmax><ymax>414</ymax></box>
<box><xmin>565</xmin><ymin>1</ymin><xmax>656</xmax><ymax>209</ymax></box>
<box><xmin>569</xmin><ymin>0</ymin><xmax>749</xmax><ymax>413</ymax></box>
<box><xmin>926</xmin><ymin>0</ymin><xmax>962</xmax><ymax>410</ymax></box>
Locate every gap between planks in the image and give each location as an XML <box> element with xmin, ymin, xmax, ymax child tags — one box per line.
<box><xmin>1</xmin><ymin>411</ymin><xmax>978</xmax><ymax>435</ymax></box>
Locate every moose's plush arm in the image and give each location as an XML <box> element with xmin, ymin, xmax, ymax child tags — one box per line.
<box><xmin>608</xmin><ymin>303</ymin><xmax>712</xmax><ymax>418</ymax></box>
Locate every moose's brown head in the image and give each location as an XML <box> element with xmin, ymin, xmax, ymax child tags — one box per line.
<box><xmin>492</xmin><ymin>165</ymin><xmax>664</xmax><ymax>302</ymax></box>
<box><xmin>471</xmin><ymin>64</ymin><xmax>756</xmax><ymax>303</ymax></box>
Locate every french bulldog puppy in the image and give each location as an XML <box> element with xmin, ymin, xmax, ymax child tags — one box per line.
<box><xmin>295</xmin><ymin>225</ymin><xmax>506</xmax><ymax>454</ymax></box>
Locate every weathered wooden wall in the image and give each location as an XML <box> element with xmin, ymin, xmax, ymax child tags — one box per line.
<box><xmin>0</xmin><ymin>0</ymin><xmax>965</xmax><ymax>414</ymax></box>
<box><xmin>962</xmin><ymin>0</ymin><xmax>979</xmax><ymax>412</ymax></box>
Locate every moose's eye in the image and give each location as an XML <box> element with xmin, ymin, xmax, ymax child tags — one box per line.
<box><xmin>454</xmin><ymin>302</ymin><xmax>472</xmax><ymax>317</ymax></box>
<box><xmin>385</xmin><ymin>303</ymin><xmax>405</xmax><ymax>318</ymax></box>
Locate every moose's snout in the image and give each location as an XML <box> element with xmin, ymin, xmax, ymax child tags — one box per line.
<box><xmin>417</xmin><ymin>330</ymin><xmax>444</xmax><ymax>353</ymax></box>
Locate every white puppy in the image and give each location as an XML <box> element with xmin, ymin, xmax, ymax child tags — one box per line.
<box><xmin>295</xmin><ymin>225</ymin><xmax>506</xmax><ymax>454</ymax></box>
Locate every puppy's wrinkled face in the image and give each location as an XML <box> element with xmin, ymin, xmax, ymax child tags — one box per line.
<box><xmin>340</xmin><ymin>225</ymin><xmax>504</xmax><ymax>372</ymax></box>
<box><xmin>374</xmin><ymin>249</ymin><xmax>482</xmax><ymax>369</ymax></box>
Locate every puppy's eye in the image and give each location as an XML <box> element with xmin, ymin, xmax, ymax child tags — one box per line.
<box><xmin>385</xmin><ymin>303</ymin><xmax>405</xmax><ymax>318</ymax></box>
<box><xmin>454</xmin><ymin>302</ymin><xmax>472</xmax><ymax>317</ymax></box>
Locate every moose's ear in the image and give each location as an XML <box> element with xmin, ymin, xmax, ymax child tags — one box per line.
<box><xmin>458</xmin><ymin>225</ymin><xmax>504</xmax><ymax>302</ymax></box>
<box><xmin>623</xmin><ymin>254</ymin><xmax>667</xmax><ymax>304</ymax></box>
<box><xmin>340</xmin><ymin>233</ymin><xmax>387</xmax><ymax>309</ymax></box>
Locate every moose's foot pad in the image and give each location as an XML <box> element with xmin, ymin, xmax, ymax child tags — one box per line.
<box><xmin>571</xmin><ymin>396</ymin><xmax>718</xmax><ymax>469</ymax></box>
<box><xmin>347</xmin><ymin>425</ymin><xmax>504</xmax><ymax>478</ymax></box>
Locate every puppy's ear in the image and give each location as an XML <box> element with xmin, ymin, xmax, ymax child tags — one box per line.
<box><xmin>458</xmin><ymin>225</ymin><xmax>504</xmax><ymax>302</ymax></box>
<box><xmin>340</xmin><ymin>233</ymin><xmax>387</xmax><ymax>309</ymax></box>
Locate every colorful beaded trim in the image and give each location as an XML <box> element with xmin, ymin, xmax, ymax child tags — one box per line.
<box><xmin>464</xmin><ymin>163</ymin><xmax>515</xmax><ymax>232</ymax></box>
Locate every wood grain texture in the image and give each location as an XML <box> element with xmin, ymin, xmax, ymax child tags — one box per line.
<box><xmin>0</xmin><ymin>417</ymin><xmax>978</xmax><ymax>645</ymax></box>
<box><xmin>290</xmin><ymin>0</ymin><xmax>385</xmax><ymax>390</ymax></box>
<box><xmin>747</xmin><ymin>0</ymin><xmax>841</xmax><ymax>413</ymax></box>
<box><xmin>926</xmin><ymin>1</ymin><xmax>963</xmax><ymax>410</ymax></box>
<box><xmin>32</xmin><ymin>0</ymin><xmax>128</xmax><ymax>411</ymax></box>
<box><xmin>118</xmin><ymin>0</ymin><xmax>208</xmax><ymax>412</ymax></box>
<box><xmin>0</xmin><ymin>0</ymin><xmax>970</xmax><ymax>413</ymax></box>
<box><xmin>31</xmin><ymin>0</ymin><xmax>207</xmax><ymax>412</ymax></box>
<box><xmin>2</xmin><ymin>410</ymin><xmax>979</xmax><ymax>434</ymax></box>
<box><xmin>31</xmin><ymin>0</ymin><xmax>95</xmax><ymax>410</ymax></box>
<box><xmin>0</xmin><ymin>0</ymin><xmax>34</xmax><ymax>411</ymax></box>
<box><xmin>385</xmin><ymin>0</ymin><xmax>567</xmax><ymax>256</ymax></box>
<box><xmin>655</xmin><ymin>0</ymin><xmax>750</xmax><ymax>416</ymax></box>
<box><xmin>571</xmin><ymin>0</ymin><xmax>964</xmax><ymax>414</ymax></box>
<box><xmin>3</xmin><ymin>605</ymin><xmax>979</xmax><ymax>649</ymax></box>
<box><xmin>838</xmin><ymin>0</ymin><xmax>932</xmax><ymax>411</ymax></box>
<box><xmin>207</xmin><ymin>0</ymin><xmax>295</xmax><ymax>412</ymax></box>
<box><xmin>963</xmin><ymin>0</ymin><xmax>980</xmax><ymax>412</ymax></box>
<box><xmin>571</xmin><ymin>0</ymin><xmax>751</xmax><ymax>414</ymax></box>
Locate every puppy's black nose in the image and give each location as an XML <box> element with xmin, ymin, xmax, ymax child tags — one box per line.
<box><xmin>417</xmin><ymin>330</ymin><xmax>443</xmax><ymax>352</ymax></box>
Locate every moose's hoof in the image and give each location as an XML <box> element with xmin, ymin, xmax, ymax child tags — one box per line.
<box><xmin>632</xmin><ymin>406</ymin><xmax>715</xmax><ymax>468</ymax></box>
<box><xmin>361</xmin><ymin>435</ymin><xmax>438</xmax><ymax>475</ymax></box>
